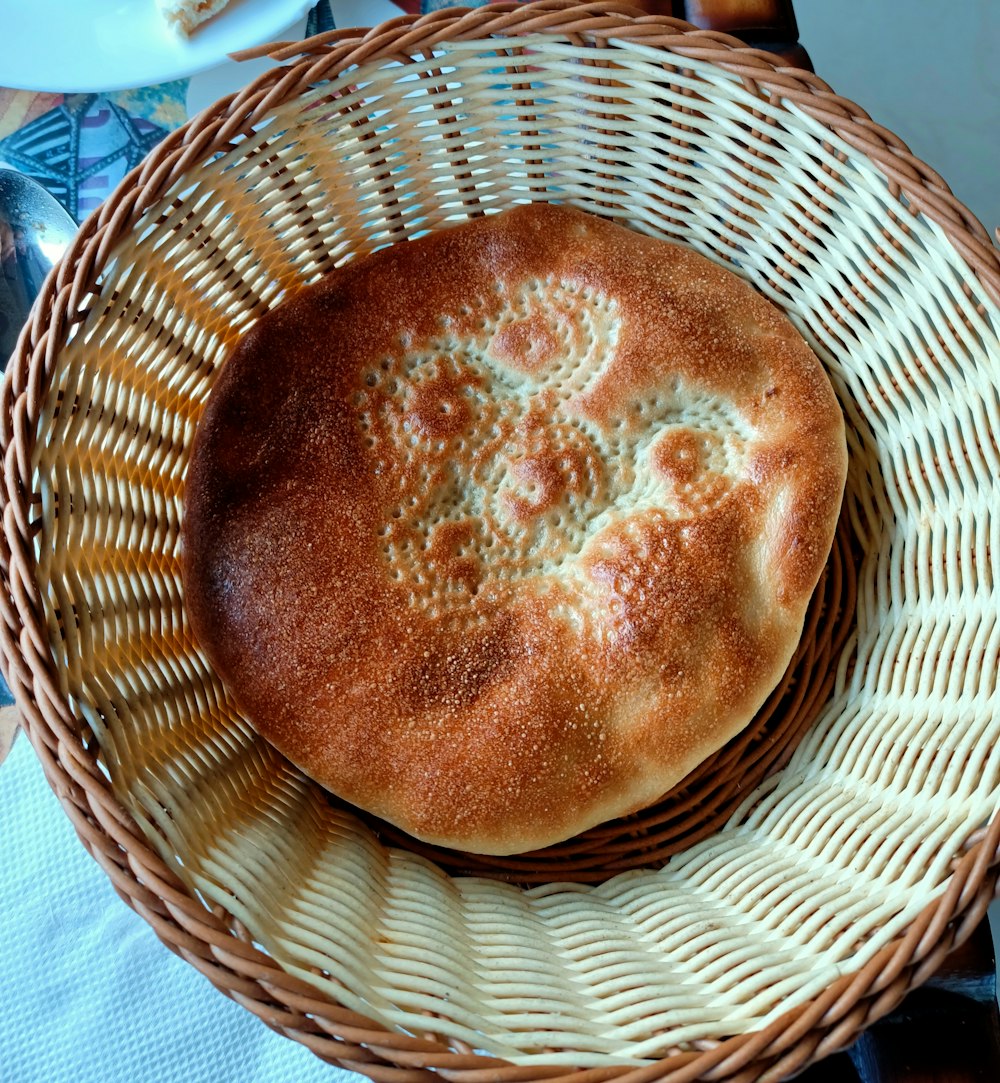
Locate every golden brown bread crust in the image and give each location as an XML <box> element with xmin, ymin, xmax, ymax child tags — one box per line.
<box><xmin>182</xmin><ymin>203</ymin><xmax>847</xmax><ymax>855</ymax></box>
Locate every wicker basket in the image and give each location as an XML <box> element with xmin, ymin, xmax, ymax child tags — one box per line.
<box><xmin>4</xmin><ymin>2</ymin><xmax>1000</xmax><ymax>1079</ymax></box>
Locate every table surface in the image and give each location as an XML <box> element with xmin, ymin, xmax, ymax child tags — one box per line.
<box><xmin>1</xmin><ymin>2</ymin><xmax>997</xmax><ymax>1081</ymax></box>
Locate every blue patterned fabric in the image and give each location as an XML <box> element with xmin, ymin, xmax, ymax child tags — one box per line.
<box><xmin>422</xmin><ymin>0</ymin><xmax>488</xmax><ymax>9</ymax></box>
<box><xmin>306</xmin><ymin>0</ymin><xmax>336</xmax><ymax>36</ymax></box>
<box><xmin>0</xmin><ymin>87</ymin><xmax>185</xmax><ymax>222</ymax></box>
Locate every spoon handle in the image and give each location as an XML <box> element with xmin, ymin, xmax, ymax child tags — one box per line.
<box><xmin>0</xmin><ymin>168</ymin><xmax>77</xmax><ymax>365</ymax></box>
<box><xmin>0</xmin><ymin>169</ymin><xmax>77</xmax><ymax>715</ymax></box>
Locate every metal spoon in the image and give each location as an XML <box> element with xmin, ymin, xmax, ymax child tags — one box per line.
<box><xmin>0</xmin><ymin>168</ymin><xmax>77</xmax><ymax>365</ymax></box>
<box><xmin>0</xmin><ymin>168</ymin><xmax>76</xmax><ymax>726</ymax></box>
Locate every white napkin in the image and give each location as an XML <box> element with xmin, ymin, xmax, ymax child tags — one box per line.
<box><xmin>0</xmin><ymin>733</ymin><xmax>361</xmax><ymax>1083</ymax></box>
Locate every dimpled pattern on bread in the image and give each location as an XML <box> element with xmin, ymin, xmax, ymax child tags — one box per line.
<box><xmin>182</xmin><ymin>203</ymin><xmax>847</xmax><ymax>855</ymax></box>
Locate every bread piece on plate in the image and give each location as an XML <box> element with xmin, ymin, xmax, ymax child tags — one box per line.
<box><xmin>157</xmin><ymin>0</ymin><xmax>231</xmax><ymax>35</ymax></box>
<box><xmin>182</xmin><ymin>203</ymin><xmax>848</xmax><ymax>856</ymax></box>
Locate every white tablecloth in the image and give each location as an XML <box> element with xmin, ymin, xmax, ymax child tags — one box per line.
<box><xmin>0</xmin><ymin>733</ymin><xmax>360</xmax><ymax>1083</ymax></box>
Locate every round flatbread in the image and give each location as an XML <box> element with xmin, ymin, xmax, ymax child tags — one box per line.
<box><xmin>182</xmin><ymin>203</ymin><xmax>847</xmax><ymax>855</ymax></box>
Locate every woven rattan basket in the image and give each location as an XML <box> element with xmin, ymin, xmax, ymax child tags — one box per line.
<box><xmin>5</xmin><ymin>3</ymin><xmax>1000</xmax><ymax>1079</ymax></box>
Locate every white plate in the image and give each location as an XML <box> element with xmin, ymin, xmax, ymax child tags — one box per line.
<box><xmin>0</xmin><ymin>0</ymin><xmax>316</xmax><ymax>94</ymax></box>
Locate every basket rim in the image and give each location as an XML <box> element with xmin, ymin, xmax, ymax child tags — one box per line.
<box><xmin>3</xmin><ymin>3</ymin><xmax>1000</xmax><ymax>1080</ymax></box>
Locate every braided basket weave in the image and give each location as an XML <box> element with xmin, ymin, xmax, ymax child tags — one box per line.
<box><xmin>5</xmin><ymin>3</ymin><xmax>1000</xmax><ymax>1079</ymax></box>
